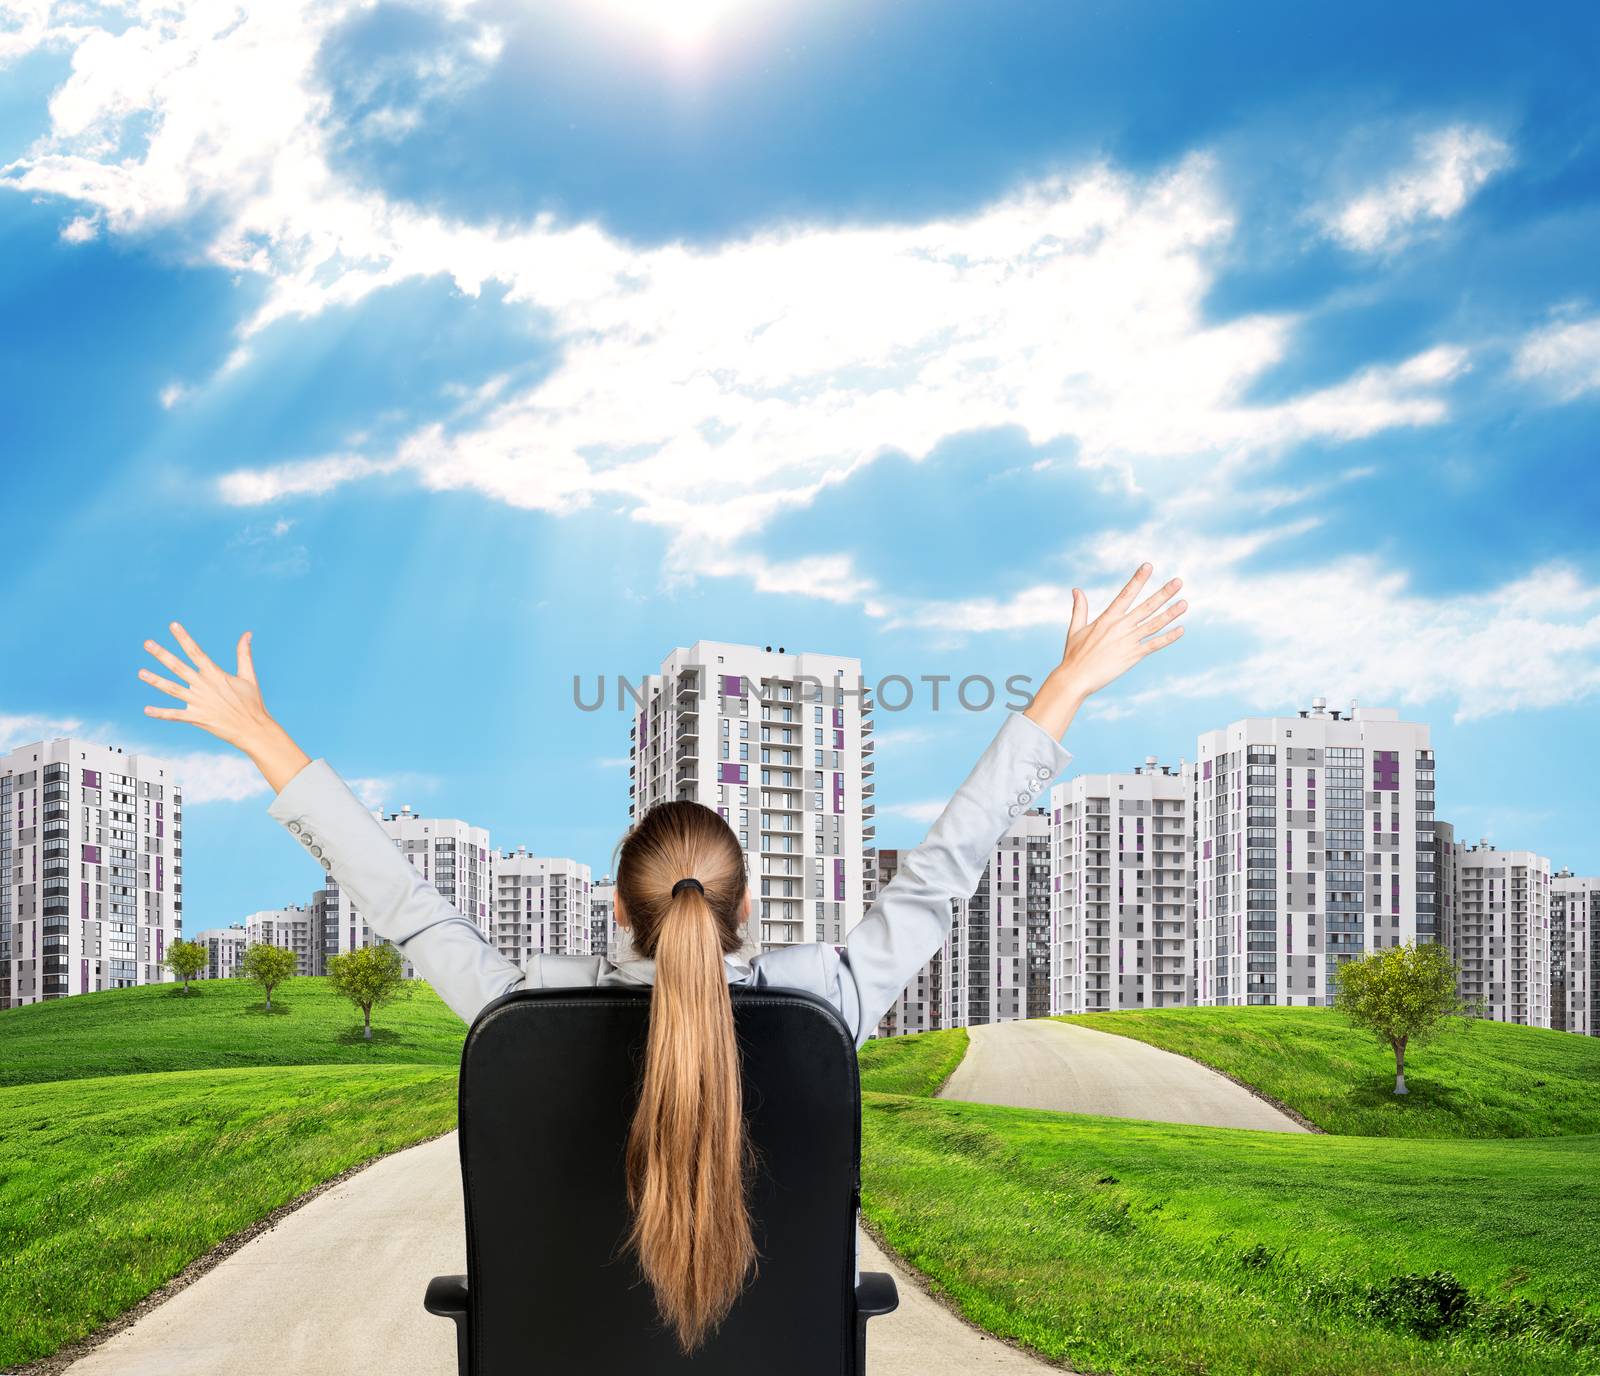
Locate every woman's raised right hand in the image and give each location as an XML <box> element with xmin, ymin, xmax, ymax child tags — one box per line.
<box><xmin>1055</xmin><ymin>562</ymin><xmax>1186</xmax><ymax>702</ymax></box>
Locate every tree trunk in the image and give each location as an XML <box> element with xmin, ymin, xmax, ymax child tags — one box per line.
<box><xmin>364</xmin><ymin>1006</ymin><xmax>373</xmax><ymax>1041</ymax></box>
<box><xmin>1393</xmin><ymin>1037</ymin><xmax>1408</xmax><ymax>1095</ymax></box>
<box><xmin>266</xmin><ymin>987</ymin><xmax>273</xmax><ymax>1012</ymax></box>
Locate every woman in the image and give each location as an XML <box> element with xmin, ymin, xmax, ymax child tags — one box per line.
<box><xmin>137</xmin><ymin>561</ymin><xmax>1185</xmax><ymax>1354</ymax></box>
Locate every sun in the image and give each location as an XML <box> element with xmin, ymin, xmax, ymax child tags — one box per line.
<box><xmin>582</xmin><ymin>0</ymin><xmax>777</xmax><ymax>56</ymax></box>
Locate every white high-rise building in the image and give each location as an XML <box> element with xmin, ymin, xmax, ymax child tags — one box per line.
<box><xmin>193</xmin><ymin>924</ymin><xmax>247</xmax><ymax>979</ymax></box>
<box><xmin>1</xmin><ymin>738</ymin><xmax>184</xmax><ymax>1007</ymax></box>
<box><xmin>878</xmin><ymin>806</ymin><xmax>1052</xmax><ymax>1036</ymax></box>
<box><xmin>245</xmin><ymin>904</ymin><xmax>315</xmax><ymax>976</ymax></box>
<box><xmin>628</xmin><ymin>642</ymin><xmax>875</xmax><ymax>958</ymax></box>
<box><xmin>1194</xmin><ymin>697</ymin><xmax>1437</xmax><ymax>1008</ymax></box>
<box><xmin>1450</xmin><ymin>840</ymin><xmax>1552</xmax><ymax>1027</ymax></box>
<box><xmin>591</xmin><ymin>876</ymin><xmax>618</xmax><ymax>962</ymax></box>
<box><xmin>1552</xmin><ymin>869</ymin><xmax>1598</xmax><ymax>1036</ymax></box>
<box><xmin>491</xmin><ymin>850</ymin><xmax>591</xmax><ymax>966</ymax></box>
<box><xmin>1050</xmin><ymin>756</ymin><xmax>1195</xmax><ymax>1013</ymax></box>
<box><xmin>306</xmin><ymin>803</ymin><xmax>491</xmax><ymax>979</ymax></box>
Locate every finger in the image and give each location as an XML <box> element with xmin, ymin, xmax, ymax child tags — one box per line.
<box><xmin>1107</xmin><ymin>562</ymin><xmax>1155</xmax><ymax>617</ymax></box>
<box><xmin>144</xmin><ymin>638</ymin><xmax>198</xmax><ymax>684</ymax></box>
<box><xmin>168</xmin><ymin>622</ymin><xmax>221</xmax><ymax>676</ymax></box>
<box><xmin>143</xmin><ymin>704</ymin><xmax>192</xmax><ymax>720</ymax></box>
<box><xmin>1066</xmin><ymin>588</ymin><xmax>1088</xmax><ymax>643</ymax></box>
<box><xmin>1134</xmin><ymin>598</ymin><xmax>1187</xmax><ymax>635</ymax></box>
<box><xmin>1131</xmin><ymin>577</ymin><xmax>1183</xmax><ymax>624</ymax></box>
<box><xmin>237</xmin><ymin>630</ymin><xmax>257</xmax><ymax>684</ymax></box>
<box><xmin>1138</xmin><ymin>625</ymin><xmax>1185</xmax><ymax>654</ymax></box>
<box><xmin>137</xmin><ymin>668</ymin><xmax>192</xmax><ymax>702</ymax></box>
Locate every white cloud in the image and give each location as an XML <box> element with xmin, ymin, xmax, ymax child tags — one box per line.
<box><xmin>884</xmin><ymin>519</ymin><xmax>1600</xmax><ymax>724</ymax></box>
<box><xmin>165</xmin><ymin>750</ymin><xmax>271</xmax><ymax>803</ymax></box>
<box><xmin>59</xmin><ymin>213</ymin><xmax>97</xmax><ymax>242</ymax></box>
<box><xmin>0</xmin><ymin>709</ymin><xmax>84</xmax><ymax>753</ymax></box>
<box><xmin>1512</xmin><ymin>313</ymin><xmax>1600</xmax><ymax>401</ymax></box>
<box><xmin>346</xmin><ymin>774</ymin><xmax>437</xmax><ymax>810</ymax></box>
<box><xmin>1322</xmin><ymin>124</ymin><xmax>1512</xmax><ymax>253</ymax></box>
<box><xmin>1</xmin><ymin>4</ymin><xmax>1473</xmax><ymax>559</ymax></box>
<box><xmin>8</xmin><ymin>8</ymin><xmax>1586</xmax><ymax>731</ymax></box>
<box><xmin>878</xmin><ymin>798</ymin><xmax>948</xmax><ymax>825</ymax></box>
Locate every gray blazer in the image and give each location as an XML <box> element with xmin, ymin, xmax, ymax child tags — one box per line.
<box><xmin>266</xmin><ymin>707</ymin><xmax>1071</xmax><ymax>1283</ymax></box>
<box><xmin>266</xmin><ymin>706</ymin><xmax>1073</xmax><ymax>1047</ymax></box>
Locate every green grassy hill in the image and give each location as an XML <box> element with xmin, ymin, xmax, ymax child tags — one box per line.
<box><xmin>1051</xmin><ymin>1007</ymin><xmax>1600</xmax><ymax>1138</ymax></box>
<box><xmin>862</xmin><ymin>1027</ymin><xmax>1600</xmax><ymax>1376</ymax></box>
<box><xmin>0</xmin><ymin>976</ymin><xmax>466</xmax><ymax>1087</ymax></box>
<box><xmin>0</xmin><ymin>978</ymin><xmax>465</xmax><ymax>1367</ymax></box>
<box><xmin>8</xmin><ymin>986</ymin><xmax>1600</xmax><ymax>1375</ymax></box>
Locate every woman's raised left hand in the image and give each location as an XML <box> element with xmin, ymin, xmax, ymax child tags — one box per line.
<box><xmin>138</xmin><ymin>623</ymin><xmax>311</xmax><ymax>793</ymax></box>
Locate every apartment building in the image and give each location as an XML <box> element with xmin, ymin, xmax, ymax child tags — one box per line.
<box><xmin>492</xmin><ymin>849</ymin><xmax>591</xmax><ymax>966</ymax></box>
<box><xmin>192</xmin><ymin>923</ymin><xmax>247</xmax><ymax>979</ymax></box>
<box><xmin>1552</xmin><ymin>869</ymin><xmax>1598</xmax><ymax>1036</ymax></box>
<box><xmin>244</xmin><ymin>905</ymin><xmax>315</xmax><ymax>976</ymax></box>
<box><xmin>878</xmin><ymin>806</ymin><xmax>1052</xmax><ymax>1036</ymax></box>
<box><xmin>1194</xmin><ymin>697</ymin><xmax>1436</xmax><ymax>1008</ymax></box>
<box><xmin>628</xmin><ymin>642</ymin><xmax>875</xmax><ymax>959</ymax></box>
<box><xmin>1050</xmin><ymin>756</ymin><xmax>1194</xmax><ymax>1013</ymax></box>
<box><xmin>301</xmin><ymin>803</ymin><xmax>491</xmax><ymax>978</ymax></box>
<box><xmin>591</xmin><ymin>876</ymin><xmax>619</xmax><ymax>962</ymax></box>
<box><xmin>1</xmin><ymin>738</ymin><xmax>183</xmax><ymax>1007</ymax></box>
<box><xmin>1450</xmin><ymin>840</ymin><xmax>1552</xmax><ymax>1027</ymax></box>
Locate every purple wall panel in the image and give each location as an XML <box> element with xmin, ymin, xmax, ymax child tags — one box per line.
<box><xmin>83</xmin><ymin>844</ymin><xmax>100</xmax><ymax>864</ymax></box>
<box><xmin>83</xmin><ymin>768</ymin><xmax>100</xmax><ymax>789</ymax></box>
<box><xmin>722</xmin><ymin>674</ymin><xmax>745</xmax><ymax>697</ymax></box>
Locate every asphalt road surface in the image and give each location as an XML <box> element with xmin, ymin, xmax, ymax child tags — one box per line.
<box><xmin>938</xmin><ymin>1017</ymin><xmax>1308</xmax><ymax>1132</ymax></box>
<box><xmin>64</xmin><ymin>1131</ymin><xmax>1068</xmax><ymax>1376</ymax></box>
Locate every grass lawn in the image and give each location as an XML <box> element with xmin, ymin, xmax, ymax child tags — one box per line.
<box><xmin>1051</xmin><ymin>1006</ymin><xmax>1600</xmax><ymax>1137</ymax></box>
<box><xmin>0</xmin><ymin>977</ymin><xmax>466</xmax><ymax>1087</ymax></box>
<box><xmin>0</xmin><ymin>1064</ymin><xmax>458</xmax><ymax>1368</ymax></box>
<box><xmin>860</xmin><ymin>1027</ymin><xmax>1600</xmax><ymax>1376</ymax></box>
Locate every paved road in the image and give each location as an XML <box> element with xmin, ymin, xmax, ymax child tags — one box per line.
<box><xmin>65</xmin><ymin>1132</ymin><xmax>1067</xmax><ymax>1376</ymax></box>
<box><xmin>939</xmin><ymin>1018</ymin><xmax>1308</xmax><ymax>1132</ymax></box>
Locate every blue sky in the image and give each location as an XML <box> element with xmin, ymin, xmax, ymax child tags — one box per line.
<box><xmin>3</xmin><ymin>0</ymin><xmax>1598</xmax><ymax>928</ymax></box>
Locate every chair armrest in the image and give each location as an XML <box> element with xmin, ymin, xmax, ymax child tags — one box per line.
<box><xmin>855</xmin><ymin>1271</ymin><xmax>899</xmax><ymax>1319</ymax></box>
<box><xmin>424</xmin><ymin>1274</ymin><xmax>469</xmax><ymax>1318</ymax></box>
<box><xmin>425</xmin><ymin>1275</ymin><xmax>470</xmax><ymax>1376</ymax></box>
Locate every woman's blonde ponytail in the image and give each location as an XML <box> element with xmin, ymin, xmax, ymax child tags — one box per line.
<box><xmin>615</xmin><ymin>804</ymin><xmax>759</xmax><ymax>1354</ymax></box>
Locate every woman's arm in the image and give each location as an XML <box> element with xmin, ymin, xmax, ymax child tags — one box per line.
<box><xmin>137</xmin><ymin>622</ymin><xmax>526</xmax><ymax>1024</ymax></box>
<box><xmin>831</xmin><ymin>562</ymin><xmax>1186</xmax><ymax>1047</ymax></box>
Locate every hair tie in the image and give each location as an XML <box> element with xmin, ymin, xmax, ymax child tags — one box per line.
<box><xmin>671</xmin><ymin>876</ymin><xmax>704</xmax><ymax>898</ymax></box>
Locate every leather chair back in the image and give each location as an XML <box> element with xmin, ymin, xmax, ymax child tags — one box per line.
<box><xmin>439</xmin><ymin>984</ymin><xmax>875</xmax><ymax>1374</ymax></box>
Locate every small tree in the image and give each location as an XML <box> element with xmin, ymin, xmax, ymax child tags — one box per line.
<box><xmin>241</xmin><ymin>942</ymin><xmax>299</xmax><ymax>1012</ymax></box>
<box><xmin>1333</xmin><ymin>941</ymin><xmax>1468</xmax><ymax>1094</ymax></box>
<box><xmin>327</xmin><ymin>944</ymin><xmax>406</xmax><ymax>1040</ymax></box>
<box><xmin>163</xmin><ymin>938</ymin><xmax>209</xmax><ymax>995</ymax></box>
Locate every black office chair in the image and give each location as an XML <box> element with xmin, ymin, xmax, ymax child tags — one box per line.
<box><xmin>424</xmin><ymin>984</ymin><xmax>899</xmax><ymax>1374</ymax></box>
